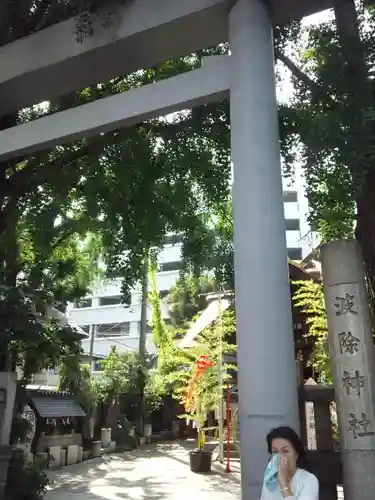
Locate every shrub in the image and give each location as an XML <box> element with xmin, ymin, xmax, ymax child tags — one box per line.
<box><xmin>6</xmin><ymin>452</ymin><xmax>50</xmax><ymax>500</ymax></box>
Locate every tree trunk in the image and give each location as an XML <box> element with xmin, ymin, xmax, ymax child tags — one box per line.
<box><xmin>0</xmin><ymin>114</ymin><xmax>19</xmax><ymax>372</ymax></box>
<box><xmin>334</xmin><ymin>0</ymin><xmax>375</xmax><ymax>311</ymax></box>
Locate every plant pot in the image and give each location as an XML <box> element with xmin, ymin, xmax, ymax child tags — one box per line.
<box><xmin>189</xmin><ymin>449</ymin><xmax>212</xmax><ymax>473</ymax></box>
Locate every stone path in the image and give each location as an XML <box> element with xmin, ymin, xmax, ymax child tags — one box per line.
<box><xmin>46</xmin><ymin>442</ymin><xmax>241</xmax><ymax>500</ymax></box>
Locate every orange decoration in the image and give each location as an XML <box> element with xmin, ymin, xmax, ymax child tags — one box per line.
<box><xmin>184</xmin><ymin>355</ymin><xmax>213</xmax><ymax>412</ymax></box>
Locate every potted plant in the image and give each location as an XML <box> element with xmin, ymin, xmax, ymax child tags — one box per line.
<box><xmin>188</xmin><ymin>403</ymin><xmax>212</xmax><ymax>473</ymax></box>
<box><xmin>184</xmin><ymin>355</ymin><xmax>215</xmax><ymax>473</ymax></box>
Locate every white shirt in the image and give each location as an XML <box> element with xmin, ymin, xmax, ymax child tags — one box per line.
<box><xmin>260</xmin><ymin>469</ymin><xmax>319</xmax><ymax>500</ymax></box>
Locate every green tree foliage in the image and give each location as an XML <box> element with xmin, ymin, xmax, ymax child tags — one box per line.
<box><xmin>59</xmin><ymin>359</ymin><xmax>98</xmax><ymax>415</ymax></box>
<box><xmin>0</xmin><ymin>226</ymin><xmax>100</xmax><ymax>376</ymax></box>
<box><xmin>5</xmin><ymin>1</ymin><xmax>375</xmax><ymax>308</ymax></box>
<box><xmin>93</xmin><ymin>347</ymin><xmax>147</xmax><ymax>404</ymax></box>
<box><xmin>165</xmin><ymin>275</ymin><xmax>218</xmax><ymax>328</ymax></box>
<box><xmin>143</xmin><ymin>369</ymin><xmax>163</xmax><ymax>417</ymax></box>
<box><xmin>0</xmin><ymin>61</ymin><xmax>231</xmax><ymax>303</ymax></box>
<box><xmin>1</xmin><ymin>285</ymin><xmax>82</xmax><ymax>381</ymax></box>
<box><xmin>92</xmin><ymin>347</ymin><xmax>161</xmax><ymax>413</ymax></box>
<box><xmin>6</xmin><ymin>452</ymin><xmax>49</xmax><ymax>500</ymax></box>
<box><xmin>280</xmin><ymin>0</ymin><xmax>375</xmax><ymax>304</ymax></box>
<box><xmin>182</xmin><ymin>200</ymin><xmax>234</xmax><ymax>289</ymax></box>
<box><xmin>0</xmin><ymin>3</ymin><xmax>231</xmax><ymax>386</ymax></box>
<box><xmin>293</xmin><ymin>280</ymin><xmax>331</xmax><ymax>383</ymax></box>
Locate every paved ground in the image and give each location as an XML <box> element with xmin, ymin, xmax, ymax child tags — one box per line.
<box><xmin>45</xmin><ymin>442</ymin><xmax>241</xmax><ymax>500</ymax></box>
<box><xmin>45</xmin><ymin>441</ymin><xmax>344</xmax><ymax>500</ymax></box>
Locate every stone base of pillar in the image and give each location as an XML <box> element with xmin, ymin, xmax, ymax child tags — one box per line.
<box><xmin>343</xmin><ymin>450</ymin><xmax>375</xmax><ymax>500</ymax></box>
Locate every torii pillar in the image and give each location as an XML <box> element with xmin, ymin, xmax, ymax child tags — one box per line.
<box><xmin>230</xmin><ymin>0</ymin><xmax>298</xmax><ymax>497</ymax></box>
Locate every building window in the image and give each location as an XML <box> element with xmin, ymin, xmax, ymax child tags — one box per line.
<box><xmin>159</xmin><ymin>290</ymin><xmax>169</xmax><ymax>299</ymax></box>
<box><xmin>79</xmin><ymin>325</ymin><xmax>90</xmax><ymax>334</ymax></box>
<box><xmin>164</xmin><ymin>234</ymin><xmax>184</xmax><ymax>245</ymax></box>
<box><xmin>99</xmin><ymin>296</ymin><xmax>122</xmax><ymax>306</ymax></box>
<box><xmin>159</xmin><ymin>261</ymin><xmax>183</xmax><ymax>272</ymax></box>
<box><xmin>283</xmin><ymin>191</ymin><xmax>298</xmax><ymax>203</ymax></box>
<box><xmin>288</xmin><ymin>248</ymin><xmax>303</xmax><ymax>261</ymax></box>
<box><xmin>74</xmin><ymin>298</ymin><xmax>92</xmax><ymax>308</ymax></box>
<box><xmin>285</xmin><ymin>219</ymin><xmax>300</xmax><ymax>231</ymax></box>
<box><xmin>96</xmin><ymin>322</ymin><xmax>130</xmax><ymax>337</ymax></box>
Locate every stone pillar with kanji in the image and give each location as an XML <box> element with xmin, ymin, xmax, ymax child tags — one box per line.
<box><xmin>321</xmin><ymin>240</ymin><xmax>375</xmax><ymax>500</ymax></box>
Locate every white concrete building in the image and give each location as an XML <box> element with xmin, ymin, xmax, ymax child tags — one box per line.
<box><xmin>67</xmin><ymin>239</ymin><xmax>183</xmax><ymax>359</ymax></box>
<box><xmin>283</xmin><ymin>188</ymin><xmax>306</xmax><ymax>261</ymax></box>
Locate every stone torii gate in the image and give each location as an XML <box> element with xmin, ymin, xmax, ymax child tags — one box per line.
<box><xmin>0</xmin><ymin>0</ymin><xmax>337</xmax><ymax>497</ymax></box>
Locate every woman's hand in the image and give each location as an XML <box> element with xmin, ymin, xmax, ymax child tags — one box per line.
<box><xmin>278</xmin><ymin>456</ymin><xmax>290</xmax><ymax>490</ymax></box>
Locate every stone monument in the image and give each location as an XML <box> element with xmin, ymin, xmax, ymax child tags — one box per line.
<box><xmin>18</xmin><ymin>405</ymin><xmax>36</xmax><ymax>459</ymax></box>
<box><xmin>321</xmin><ymin>240</ymin><xmax>375</xmax><ymax>500</ymax></box>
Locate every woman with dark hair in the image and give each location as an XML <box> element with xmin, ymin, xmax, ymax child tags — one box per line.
<box><xmin>261</xmin><ymin>426</ymin><xmax>319</xmax><ymax>499</ymax></box>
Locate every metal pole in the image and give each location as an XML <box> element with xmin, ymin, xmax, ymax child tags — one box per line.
<box><xmin>217</xmin><ymin>292</ymin><xmax>224</xmax><ymax>463</ymax></box>
<box><xmin>226</xmin><ymin>383</ymin><xmax>232</xmax><ymax>473</ymax></box>
<box><xmin>137</xmin><ymin>254</ymin><xmax>149</xmax><ymax>435</ymax></box>
<box><xmin>88</xmin><ymin>324</ymin><xmax>96</xmax><ymax>370</ymax></box>
<box><xmin>139</xmin><ymin>257</ymin><xmax>149</xmax><ymax>360</ymax></box>
<box><xmin>321</xmin><ymin>240</ymin><xmax>375</xmax><ymax>500</ymax></box>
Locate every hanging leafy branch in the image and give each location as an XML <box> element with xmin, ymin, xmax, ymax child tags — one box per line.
<box><xmin>293</xmin><ymin>280</ymin><xmax>331</xmax><ymax>383</ymax></box>
<box><xmin>148</xmin><ymin>256</ymin><xmax>173</xmax><ymax>376</ymax></box>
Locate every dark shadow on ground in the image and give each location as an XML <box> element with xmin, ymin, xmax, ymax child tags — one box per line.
<box><xmin>47</xmin><ymin>455</ymin><xmax>135</xmax><ymax>492</ymax></box>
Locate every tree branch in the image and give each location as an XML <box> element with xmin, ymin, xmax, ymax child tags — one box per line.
<box><xmin>275</xmin><ymin>49</ymin><xmax>322</xmax><ymax>94</ymax></box>
<box><xmin>52</xmin><ymin>218</ymin><xmax>104</xmax><ymax>250</ymax></box>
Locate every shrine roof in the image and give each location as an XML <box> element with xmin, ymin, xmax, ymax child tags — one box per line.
<box><xmin>29</xmin><ymin>392</ymin><xmax>86</xmax><ymax>418</ymax></box>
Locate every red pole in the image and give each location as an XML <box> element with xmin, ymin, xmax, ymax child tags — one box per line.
<box><xmin>225</xmin><ymin>384</ymin><xmax>231</xmax><ymax>473</ymax></box>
